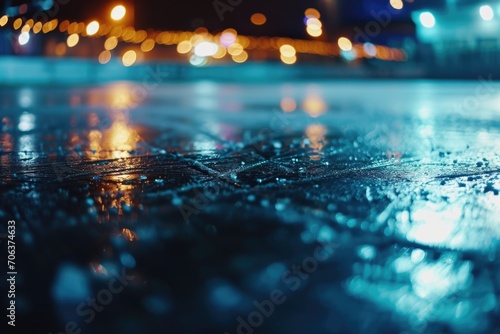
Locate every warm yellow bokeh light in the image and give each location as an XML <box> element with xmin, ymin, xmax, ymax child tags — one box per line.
<box><xmin>42</xmin><ymin>22</ymin><xmax>51</xmax><ymax>33</ymax></box>
<box><xmin>177</xmin><ymin>40</ymin><xmax>192</xmax><ymax>54</ymax></box>
<box><xmin>104</xmin><ymin>37</ymin><xmax>118</xmax><ymax>50</ymax></box>
<box><xmin>67</xmin><ymin>22</ymin><xmax>77</xmax><ymax>34</ymax></box>
<box><xmin>280</xmin><ymin>54</ymin><xmax>297</xmax><ymax>65</ymax></box>
<box><xmin>133</xmin><ymin>30</ymin><xmax>147</xmax><ymax>43</ymax></box>
<box><xmin>305</xmin><ymin>8</ymin><xmax>321</xmax><ymax>19</ymax></box>
<box><xmin>76</xmin><ymin>22</ymin><xmax>85</xmax><ymax>34</ymax></box>
<box><xmin>280</xmin><ymin>44</ymin><xmax>296</xmax><ymax>57</ymax></box>
<box><xmin>250</xmin><ymin>13</ymin><xmax>267</xmax><ymax>25</ymax></box>
<box><xmin>111</xmin><ymin>5</ymin><xmax>126</xmax><ymax>21</ymax></box>
<box><xmin>306</xmin><ymin>26</ymin><xmax>322</xmax><ymax>37</ymax></box>
<box><xmin>0</xmin><ymin>15</ymin><xmax>8</xmax><ymax>27</ymax></box>
<box><xmin>302</xmin><ymin>94</ymin><xmax>327</xmax><ymax>117</ymax></box>
<box><xmin>232</xmin><ymin>50</ymin><xmax>248</xmax><ymax>63</ymax></box>
<box><xmin>228</xmin><ymin>43</ymin><xmax>243</xmax><ymax>56</ymax></box>
<box><xmin>99</xmin><ymin>50</ymin><xmax>112</xmax><ymax>64</ymax></box>
<box><xmin>13</xmin><ymin>18</ymin><xmax>22</xmax><ymax>30</ymax></box>
<box><xmin>32</xmin><ymin>22</ymin><xmax>42</xmax><ymax>34</ymax></box>
<box><xmin>121</xmin><ymin>27</ymin><xmax>135</xmax><ymax>41</ymax></box>
<box><xmin>67</xmin><ymin>34</ymin><xmax>79</xmax><ymax>47</ymax></box>
<box><xmin>140</xmin><ymin>39</ymin><xmax>155</xmax><ymax>52</ymax></box>
<box><xmin>86</xmin><ymin>21</ymin><xmax>100</xmax><ymax>36</ymax></box>
<box><xmin>49</xmin><ymin>19</ymin><xmax>58</xmax><ymax>31</ymax></box>
<box><xmin>59</xmin><ymin>20</ymin><xmax>69</xmax><ymax>32</ymax></box>
<box><xmin>21</xmin><ymin>25</ymin><xmax>30</xmax><ymax>33</ymax></box>
<box><xmin>122</xmin><ymin>50</ymin><xmax>137</xmax><ymax>66</ymax></box>
<box><xmin>390</xmin><ymin>0</ymin><xmax>404</xmax><ymax>10</ymax></box>
<box><xmin>337</xmin><ymin>37</ymin><xmax>353</xmax><ymax>51</ymax></box>
<box><xmin>306</xmin><ymin>18</ymin><xmax>322</xmax><ymax>30</ymax></box>
<box><xmin>212</xmin><ymin>46</ymin><xmax>227</xmax><ymax>59</ymax></box>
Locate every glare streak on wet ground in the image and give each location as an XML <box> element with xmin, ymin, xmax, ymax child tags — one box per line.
<box><xmin>1</xmin><ymin>80</ymin><xmax>500</xmax><ymax>334</ymax></box>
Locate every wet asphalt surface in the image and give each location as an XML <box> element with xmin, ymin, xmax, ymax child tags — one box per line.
<box><xmin>1</xmin><ymin>80</ymin><xmax>500</xmax><ymax>334</ymax></box>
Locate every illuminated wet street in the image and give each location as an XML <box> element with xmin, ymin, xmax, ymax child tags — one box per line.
<box><xmin>2</xmin><ymin>80</ymin><xmax>500</xmax><ymax>333</ymax></box>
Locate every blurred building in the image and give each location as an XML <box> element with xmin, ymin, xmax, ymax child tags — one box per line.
<box><xmin>413</xmin><ymin>0</ymin><xmax>500</xmax><ymax>70</ymax></box>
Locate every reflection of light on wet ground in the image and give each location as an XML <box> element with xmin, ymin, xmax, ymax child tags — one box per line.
<box><xmin>302</xmin><ymin>88</ymin><xmax>327</xmax><ymax>118</ymax></box>
<box><xmin>1</xmin><ymin>133</ymin><xmax>14</xmax><ymax>167</ymax></box>
<box><xmin>18</xmin><ymin>112</ymin><xmax>35</xmax><ymax>132</ymax></box>
<box><xmin>406</xmin><ymin>202</ymin><xmax>462</xmax><ymax>246</ymax></box>
<box><xmin>104</xmin><ymin>120</ymin><xmax>138</xmax><ymax>158</ymax></box>
<box><xmin>80</xmin><ymin>112</ymin><xmax>139</xmax><ymax>160</ymax></box>
<box><xmin>5</xmin><ymin>81</ymin><xmax>500</xmax><ymax>333</ymax></box>
<box><xmin>109</xmin><ymin>82</ymin><xmax>137</xmax><ymax>110</ymax></box>
<box><xmin>18</xmin><ymin>134</ymin><xmax>38</xmax><ymax>161</ymax></box>
<box><xmin>88</xmin><ymin>130</ymin><xmax>102</xmax><ymax>153</ymax></box>
<box><xmin>346</xmin><ymin>248</ymin><xmax>482</xmax><ymax>332</ymax></box>
<box><xmin>1</xmin><ymin>133</ymin><xmax>13</xmax><ymax>152</ymax></box>
<box><xmin>304</xmin><ymin>124</ymin><xmax>327</xmax><ymax>161</ymax></box>
<box><xmin>193</xmin><ymin>134</ymin><xmax>218</xmax><ymax>152</ymax></box>
<box><xmin>410</xmin><ymin>258</ymin><xmax>471</xmax><ymax>300</ymax></box>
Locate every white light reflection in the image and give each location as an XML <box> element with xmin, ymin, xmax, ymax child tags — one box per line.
<box><xmin>18</xmin><ymin>134</ymin><xmax>38</xmax><ymax>160</ymax></box>
<box><xmin>18</xmin><ymin>112</ymin><xmax>35</xmax><ymax>132</ymax></box>
<box><xmin>406</xmin><ymin>202</ymin><xmax>461</xmax><ymax>246</ymax></box>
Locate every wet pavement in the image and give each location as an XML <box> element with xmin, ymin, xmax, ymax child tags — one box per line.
<box><xmin>1</xmin><ymin>80</ymin><xmax>500</xmax><ymax>334</ymax></box>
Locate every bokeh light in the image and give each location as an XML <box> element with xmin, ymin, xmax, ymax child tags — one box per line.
<box><xmin>66</xmin><ymin>34</ymin><xmax>79</xmax><ymax>47</ymax></box>
<box><xmin>338</xmin><ymin>37</ymin><xmax>352</xmax><ymax>52</ymax></box>
<box><xmin>212</xmin><ymin>46</ymin><xmax>227</xmax><ymax>59</ymax></box>
<box><xmin>304</xmin><ymin>8</ymin><xmax>320</xmax><ymax>19</ymax></box>
<box><xmin>194</xmin><ymin>42</ymin><xmax>218</xmax><ymax>57</ymax></box>
<box><xmin>228</xmin><ymin>43</ymin><xmax>244</xmax><ymax>56</ymax></box>
<box><xmin>0</xmin><ymin>15</ymin><xmax>8</xmax><ymax>27</ymax></box>
<box><xmin>232</xmin><ymin>50</ymin><xmax>248</xmax><ymax>63</ymax></box>
<box><xmin>111</xmin><ymin>5</ymin><xmax>126</xmax><ymax>21</ymax></box>
<box><xmin>306</xmin><ymin>18</ymin><xmax>322</xmax><ymax>30</ymax></box>
<box><xmin>86</xmin><ymin>21</ymin><xmax>100</xmax><ymax>36</ymax></box>
<box><xmin>32</xmin><ymin>22</ymin><xmax>42</xmax><ymax>34</ymax></box>
<box><xmin>420</xmin><ymin>12</ymin><xmax>436</xmax><ymax>28</ymax></box>
<box><xmin>480</xmin><ymin>5</ymin><xmax>494</xmax><ymax>21</ymax></box>
<box><xmin>122</xmin><ymin>50</ymin><xmax>137</xmax><ymax>66</ymax></box>
<box><xmin>390</xmin><ymin>0</ymin><xmax>404</xmax><ymax>10</ymax></box>
<box><xmin>141</xmin><ymin>39</ymin><xmax>156</xmax><ymax>52</ymax></box>
<box><xmin>280</xmin><ymin>54</ymin><xmax>297</xmax><ymax>65</ymax></box>
<box><xmin>59</xmin><ymin>20</ymin><xmax>69</xmax><ymax>32</ymax></box>
<box><xmin>105</xmin><ymin>37</ymin><xmax>118</xmax><ymax>50</ymax></box>
<box><xmin>280</xmin><ymin>44</ymin><xmax>296</xmax><ymax>58</ymax></box>
<box><xmin>306</xmin><ymin>26</ymin><xmax>322</xmax><ymax>37</ymax></box>
<box><xmin>363</xmin><ymin>43</ymin><xmax>377</xmax><ymax>57</ymax></box>
<box><xmin>189</xmin><ymin>54</ymin><xmax>207</xmax><ymax>66</ymax></box>
<box><xmin>250</xmin><ymin>13</ymin><xmax>267</xmax><ymax>26</ymax></box>
<box><xmin>99</xmin><ymin>50</ymin><xmax>112</xmax><ymax>64</ymax></box>
<box><xmin>18</xmin><ymin>32</ymin><xmax>30</xmax><ymax>46</ymax></box>
<box><xmin>220</xmin><ymin>29</ymin><xmax>237</xmax><ymax>47</ymax></box>
<box><xmin>177</xmin><ymin>40</ymin><xmax>192</xmax><ymax>54</ymax></box>
<box><xmin>13</xmin><ymin>18</ymin><xmax>22</xmax><ymax>30</ymax></box>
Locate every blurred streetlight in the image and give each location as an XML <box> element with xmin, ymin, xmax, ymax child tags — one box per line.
<box><xmin>111</xmin><ymin>5</ymin><xmax>127</xmax><ymax>21</ymax></box>
<box><xmin>86</xmin><ymin>21</ymin><xmax>100</xmax><ymax>35</ymax></box>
